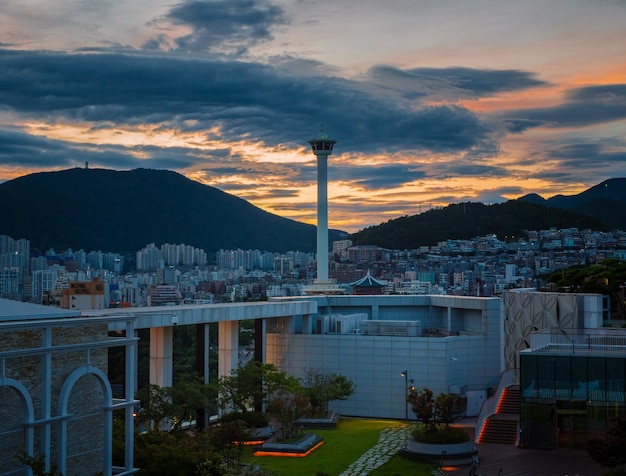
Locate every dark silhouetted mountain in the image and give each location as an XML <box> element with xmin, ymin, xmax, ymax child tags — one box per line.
<box><xmin>517</xmin><ymin>193</ymin><xmax>545</xmax><ymax>205</ymax></box>
<box><xmin>0</xmin><ymin>168</ymin><xmax>347</xmax><ymax>254</ymax></box>
<box><xmin>518</xmin><ymin>178</ymin><xmax>626</xmax><ymax>231</ymax></box>
<box><xmin>349</xmin><ymin>200</ymin><xmax>611</xmax><ymax>250</ymax></box>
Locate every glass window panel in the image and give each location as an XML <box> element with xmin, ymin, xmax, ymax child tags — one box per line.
<box><xmin>571</xmin><ymin>356</ymin><xmax>588</xmax><ymax>400</ymax></box>
<box><xmin>537</xmin><ymin>356</ymin><xmax>555</xmax><ymax>386</ymax></box>
<box><xmin>587</xmin><ymin>357</ymin><xmax>606</xmax><ymax>402</ymax></box>
<box><xmin>555</xmin><ymin>356</ymin><xmax>571</xmax><ymax>400</ymax></box>
<box><xmin>587</xmin><ymin>357</ymin><xmax>606</xmax><ymax>387</ymax></box>
<box><xmin>521</xmin><ymin>354</ymin><xmax>537</xmax><ymax>399</ymax></box>
<box><xmin>607</xmin><ymin>357</ymin><xmax>624</xmax><ymax>393</ymax></box>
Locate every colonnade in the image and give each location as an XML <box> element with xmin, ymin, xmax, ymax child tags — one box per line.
<box><xmin>148</xmin><ymin>320</ymin><xmax>241</xmax><ymax>389</ymax></box>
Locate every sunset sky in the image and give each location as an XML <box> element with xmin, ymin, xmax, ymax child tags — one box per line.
<box><xmin>1</xmin><ymin>0</ymin><xmax>625</xmax><ymax>233</ymax></box>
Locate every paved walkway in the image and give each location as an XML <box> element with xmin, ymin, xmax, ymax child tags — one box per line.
<box><xmin>337</xmin><ymin>420</ymin><xmax>605</xmax><ymax>476</ymax></box>
<box><xmin>339</xmin><ymin>423</ymin><xmax>412</xmax><ymax>476</ymax></box>
<box><xmin>442</xmin><ymin>420</ymin><xmax>605</xmax><ymax>476</ymax></box>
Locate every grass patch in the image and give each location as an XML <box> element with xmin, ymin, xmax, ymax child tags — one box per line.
<box><xmin>370</xmin><ymin>453</ymin><xmax>438</xmax><ymax>476</ymax></box>
<box><xmin>241</xmin><ymin>418</ymin><xmax>437</xmax><ymax>476</ymax></box>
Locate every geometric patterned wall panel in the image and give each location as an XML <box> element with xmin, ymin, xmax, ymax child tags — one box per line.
<box><xmin>503</xmin><ymin>291</ymin><xmax>580</xmax><ymax>372</ymax></box>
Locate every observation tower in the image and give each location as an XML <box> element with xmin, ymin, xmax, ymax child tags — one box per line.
<box><xmin>304</xmin><ymin>130</ymin><xmax>343</xmax><ymax>295</ymax></box>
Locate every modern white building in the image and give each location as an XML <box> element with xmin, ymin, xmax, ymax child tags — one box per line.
<box><xmin>265</xmin><ymin>294</ymin><xmax>502</xmax><ymax>420</ymax></box>
<box><xmin>261</xmin><ymin>290</ymin><xmax>609</xmax><ymax>424</ymax></box>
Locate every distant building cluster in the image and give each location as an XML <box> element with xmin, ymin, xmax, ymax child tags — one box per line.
<box><xmin>215</xmin><ymin>248</ymin><xmax>313</xmax><ymax>273</ymax></box>
<box><xmin>1</xmin><ymin>226</ymin><xmax>626</xmax><ymax>309</ymax></box>
<box><xmin>136</xmin><ymin>242</ymin><xmax>207</xmax><ymax>270</ymax></box>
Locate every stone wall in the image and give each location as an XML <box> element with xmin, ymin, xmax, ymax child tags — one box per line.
<box><xmin>0</xmin><ymin>321</ymin><xmax>109</xmax><ymax>476</ymax></box>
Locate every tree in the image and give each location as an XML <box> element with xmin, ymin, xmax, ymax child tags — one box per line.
<box><xmin>217</xmin><ymin>361</ymin><xmax>300</xmax><ymax>416</ymax></box>
<box><xmin>136</xmin><ymin>384</ymin><xmax>175</xmax><ymax>431</ymax></box>
<box><xmin>301</xmin><ymin>367</ymin><xmax>355</xmax><ymax>417</ymax></box>
<box><xmin>196</xmin><ymin>454</ymin><xmax>242</xmax><ymax>476</ymax></box>
<box><xmin>207</xmin><ymin>419</ymin><xmax>253</xmax><ymax>464</ymax></box>
<box><xmin>137</xmin><ymin>380</ymin><xmax>217</xmax><ymax>432</ymax></box>
<box><xmin>434</xmin><ymin>392</ymin><xmax>457</xmax><ymax>427</ymax></box>
<box><xmin>407</xmin><ymin>387</ymin><xmax>435</xmax><ymax>432</ymax></box>
<box><xmin>196</xmin><ymin>454</ymin><xmax>275</xmax><ymax>476</ymax></box>
<box><xmin>170</xmin><ymin>378</ymin><xmax>215</xmax><ymax>430</ymax></box>
<box><xmin>588</xmin><ymin>415</ymin><xmax>626</xmax><ymax>470</ymax></box>
<box><xmin>133</xmin><ymin>430</ymin><xmax>209</xmax><ymax>476</ymax></box>
<box><xmin>266</xmin><ymin>393</ymin><xmax>311</xmax><ymax>440</ymax></box>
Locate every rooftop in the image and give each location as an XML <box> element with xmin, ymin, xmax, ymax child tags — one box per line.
<box><xmin>524</xmin><ymin>327</ymin><xmax>626</xmax><ymax>356</ymax></box>
<box><xmin>0</xmin><ymin>298</ymin><xmax>80</xmax><ymax>322</ymax></box>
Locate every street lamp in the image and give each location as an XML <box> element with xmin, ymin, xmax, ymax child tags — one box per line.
<box><xmin>400</xmin><ymin>370</ymin><xmax>408</xmax><ymax>422</ymax></box>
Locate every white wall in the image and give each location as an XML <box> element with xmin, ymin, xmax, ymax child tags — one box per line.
<box><xmin>265</xmin><ymin>295</ymin><xmax>502</xmax><ymax>420</ymax></box>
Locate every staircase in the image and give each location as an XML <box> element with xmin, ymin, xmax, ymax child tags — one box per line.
<box><xmin>477</xmin><ymin>385</ymin><xmax>519</xmax><ymax>444</ymax></box>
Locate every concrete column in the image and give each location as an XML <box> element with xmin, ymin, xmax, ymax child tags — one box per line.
<box><xmin>302</xmin><ymin>314</ymin><xmax>312</xmax><ymax>334</ymax></box>
<box><xmin>195</xmin><ymin>323</ymin><xmax>211</xmax><ymax>430</ymax></box>
<box><xmin>372</xmin><ymin>304</ymin><xmax>380</xmax><ymax>319</ymax></box>
<box><xmin>149</xmin><ymin>327</ymin><xmax>173</xmax><ymax>388</ymax></box>
<box><xmin>196</xmin><ymin>324</ymin><xmax>211</xmax><ymax>385</ymax></box>
<box><xmin>254</xmin><ymin>319</ymin><xmax>266</xmax><ymax>363</ymax></box>
<box><xmin>447</xmin><ymin>306</ymin><xmax>452</xmax><ymax>333</ymax></box>
<box><xmin>218</xmin><ymin>321</ymin><xmax>239</xmax><ymax>379</ymax></box>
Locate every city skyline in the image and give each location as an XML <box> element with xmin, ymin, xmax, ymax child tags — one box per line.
<box><xmin>1</xmin><ymin>0</ymin><xmax>625</xmax><ymax>233</ymax></box>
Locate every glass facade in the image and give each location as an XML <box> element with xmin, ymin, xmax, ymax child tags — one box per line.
<box><xmin>520</xmin><ymin>353</ymin><xmax>626</xmax><ymax>449</ymax></box>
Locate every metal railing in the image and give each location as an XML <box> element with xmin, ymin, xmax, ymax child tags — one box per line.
<box><xmin>528</xmin><ymin>328</ymin><xmax>626</xmax><ymax>355</ymax></box>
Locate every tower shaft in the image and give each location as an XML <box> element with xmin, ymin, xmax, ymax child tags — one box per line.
<box><xmin>317</xmin><ymin>155</ymin><xmax>329</xmax><ymax>282</ymax></box>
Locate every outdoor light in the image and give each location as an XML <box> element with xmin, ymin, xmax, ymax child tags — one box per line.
<box><xmin>400</xmin><ymin>370</ymin><xmax>408</xmax><ymax>422</ymax></box>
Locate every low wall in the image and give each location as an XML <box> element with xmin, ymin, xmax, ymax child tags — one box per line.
<box><xmin>402</xmin><ymin>436</ymin><xmax>477</xmax><ymax>465</ymax></box>
<box><xmin>254</xmin><ymin>434</ymin><xmax>324</xmax><ymax>456</ymax></box>
<box><xmin>297</xmin><ymin>412</ymin><xmax>339</xmax><ymax>429</ymax></box>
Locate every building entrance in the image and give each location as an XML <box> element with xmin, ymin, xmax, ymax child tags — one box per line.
<box><xmin>556</xmin><ymin>404</ymin><xmax>587</xmax><ymax>449</ymax></box>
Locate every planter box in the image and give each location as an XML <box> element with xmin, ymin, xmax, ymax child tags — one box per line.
<box><xmin>254</xmin><ymin>434</ymin><xmax>324</xmax><ymax>457</ymax></box>
<box><xmin>401</xmin><ymin>436</ymin><xmax>478</xmax><ymax>466</ymax></box>
<box><xmin>296</xmin><ymin>411</ymin><xmax>340</xmax><ymax>429</ymax></box>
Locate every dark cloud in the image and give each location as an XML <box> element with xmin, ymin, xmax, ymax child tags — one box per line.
<box><xmin>369</xmin><ymin>66</ymin><xmax>547</xmax><ymax>100</ymax></box>
<box><xmin>503</xmin><ymin>119</ymin><xmax>545</xmax><ymax>133</ymax></box>
<box><xmin>504</xmin><ymin>84</ymin><xmax>626</xmax><ymax>129</ymax></box>
<box><xmin>332</xmin><ymin>164</ymin><xmax>426</xmax><ymax>190</ymax></box>
<box><xmin>548</xmin><ymin>142</ymin><xmax>626</xmax><ymax>165</ymax></box>
<box><xmin>445</xmin><ymin>163</ymin><xmax>508</xmax><ymax>177</ymax></box>
<box><xmin>258</xmin><ymin>188</ymin><xmax>301</xmax><ymax>199</ymax></box>
<box><xmin>0</xmin><ymin>48</ymin><xmax>495</xmax><ymax>156</ymax></box>
<box><xmin>147</xmin><ymin>0</ymin><xmax>289</xmax><ymax>53</ymax></box>
<box><xmin>0</xmin><ymin>126</ymin><xmax>198</xmax><ymax>170</ymax></box>
<box><xmin>0</xmin><ymin>128</ymin><xmax>74</xmax><ymax>166</ymax></box>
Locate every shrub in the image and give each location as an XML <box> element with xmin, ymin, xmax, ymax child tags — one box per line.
<box><xmin>220</xmin><ymin>411</ymin><xmax>269</xmax><ymax>428</ymax></box>
<box><xmin>412</xmin><ymin>425</ymin><xmax>469</xmax><ymax>444</ymax></box>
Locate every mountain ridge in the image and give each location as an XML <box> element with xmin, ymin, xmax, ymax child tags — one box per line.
<box><xmin>1</xmin><ymin>169</ymin><xmax>624</xmax><ymax>254</ymax></box>
<box><xmin>0</xmin><ymin>167</ymin><xmax>347</xmax><ymax>254</ymax></box>
<box><xmin>349</xmin><ymin>178</ymin><xmax>626</xmax><ymax>250</ymax></box>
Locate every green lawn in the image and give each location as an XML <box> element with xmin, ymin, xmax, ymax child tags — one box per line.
<box><xmin>242</xmin><ymin>418</ymin><xmax>437</xmax><ymax>476</ymax></box>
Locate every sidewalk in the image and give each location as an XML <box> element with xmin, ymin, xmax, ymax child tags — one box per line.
<box><xmin>339</xmin><ymin>422</ymin><xmax>412</xmax><ymax>476</ymax></box>
<box><xmin>443</xmin><ymin>418</ymin><xmax>604</xmax><ymax>476</ymax></box>
<box><xmin>336</xmin><ymin>418</ymin><xmax>605</xmax><ymax>476</ymax></box>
